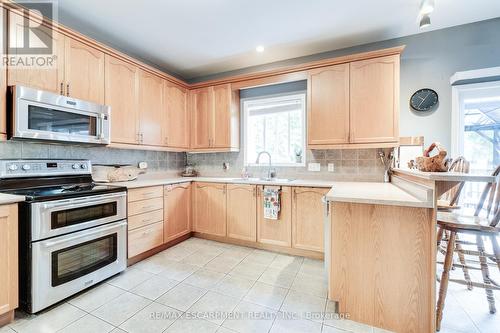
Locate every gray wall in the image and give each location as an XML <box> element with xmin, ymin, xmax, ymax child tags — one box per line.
<box><xmin>190</xmin><ymin>18</ymin><xmax>500</xmax><ymax>150</ymax></box>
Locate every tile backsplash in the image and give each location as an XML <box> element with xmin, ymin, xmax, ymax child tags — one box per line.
<box><xmin>0</xmin><ymin>141</ymin><xmax>186</xmax><ymax>172</ymax></box>
<box><xmin>187</xmin><ymin>148</ymin><xmax>389</xmax><ymax>182</ymax></box>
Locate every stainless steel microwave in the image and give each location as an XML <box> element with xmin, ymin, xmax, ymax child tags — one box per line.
<box><xmin>9</xmin><ymin>85</ymin><xmax>111</xmax><ymax>145</ymax></box>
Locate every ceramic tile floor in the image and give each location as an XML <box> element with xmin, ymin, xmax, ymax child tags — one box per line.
<box><xmin>2</xmin><ymin>237</ymin><xmax>498</xmax><ymax>333</ymax></box>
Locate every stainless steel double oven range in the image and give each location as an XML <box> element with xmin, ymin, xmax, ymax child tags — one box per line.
<box><xmin>0</xmin><ymin>159</ymin><xmax>127</xmax><ymax>313</ymax></box>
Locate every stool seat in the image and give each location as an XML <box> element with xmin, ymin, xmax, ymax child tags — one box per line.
<box><xmin>437</xmin><ymin>211</ymin><xmax>499</xmax><ymax>233</ymax></box>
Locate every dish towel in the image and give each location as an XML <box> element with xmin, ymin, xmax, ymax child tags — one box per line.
<box><xmin>263</xmin><ymin>187</ymin><xmax>281</xmax><ymax>220</ymax></box>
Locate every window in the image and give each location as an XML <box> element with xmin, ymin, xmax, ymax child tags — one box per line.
<box><xmin>243</xmin><ymin>93</ymin><xmax>306</xmax><ymax>166</ymax></box>
<box><xmin>452</xmin><ymin>79</ymin><xmax>500</xmax><ymax>208</ymax></box>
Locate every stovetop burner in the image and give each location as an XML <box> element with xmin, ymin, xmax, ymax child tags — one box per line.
<box><xmin>3</xmin><ymin>183</ymin><xmax>124</xmax><ymax>202</ymax></box>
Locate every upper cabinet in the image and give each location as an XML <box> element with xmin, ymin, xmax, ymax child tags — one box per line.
<box><xmin>349</xmin><ymin>55</ymin><xmax>399</xmax><ymax>144</ymax></box>
<box><xmin>307</xmin><ymin>64</ymin><xmax>350</xmax><ymax>146</ymax></box>
<box><xmin>64</xmin><ymin>38</ymin><xmax>105</xmax><ymax>104</ymax></box>
<box><xmin>138</xmin><ymin>70</ymin><xmax>163</xmax><ymax>146</ymax></box>
<box><xmin>190</xmin><ymin>84</ymin><xmax>239</xmax><ymax>151</ymax></box>
<box><xmin>307</xmin><ymin>54</ymin><xmax>400</xmax><ymax>148</ymax></box>
<box><xmin>105</xmin><ymin>55</ymin><xmax>139</xmax><ymax>145</ymax></box>
<box><xmin>164</xmin><ymin>81</ymin><xmax>189</xmax><ymax>149</ymax></box>
<box><xmin>7</xmin><ymin>11</ymin><xmax>105</xmax><ymax>103</ymax></box>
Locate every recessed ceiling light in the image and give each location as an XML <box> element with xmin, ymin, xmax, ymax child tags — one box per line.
<box><xmin>419</xmin><ymin>14</ymin><xmax>431</xmax><ymax>29</ymax></box>
<box><xmin>420</xmin><ymin>0</ymin><xmax>435</xmax><ymax>15</ymax></box>
<box><xmin>256</xmin><ymin>45</ymin><xmax>265</xmax><ymax>53</ymax></box>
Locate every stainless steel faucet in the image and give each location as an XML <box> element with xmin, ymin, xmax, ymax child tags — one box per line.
<box><xmin>255</xmin><ymin>151</ymin><xmax>274</xmax><ymax>181</ymax></box>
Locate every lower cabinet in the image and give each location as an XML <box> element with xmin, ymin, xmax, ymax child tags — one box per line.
<box><xmin>0</xmin><ymin>204</ymin><xmax>18</xmax><ymax>319</ymax></box>
<box><xmin>256</xmin><ymin>186</ymin><xmax>292</xmax><ymax>247</ymax></box>
<box><xmin>164</xmin><ymin>182</ymin><xmax>191</xmax><ymax>243</ymax></box>
<box><xmin>226</xmin><ymin>184</ymin><xmax>257</xmax><ymax>242</ymax></box>
<box><xmin>193</xmin><ymin>182</ymin><xmax>227</xmax><ymax>237</ymax></box>
<box><xmin>128</xmin><ymin>222</ymin><xmax>164</xmax><ymax>258</ymax></box>
<box><xmin>292</xmin><ymin>187</ymin><xmax>329</xmax><ymax>252</ymax></box>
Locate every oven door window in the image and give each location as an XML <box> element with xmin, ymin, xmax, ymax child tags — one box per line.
<box><xmin>51</xmin><ymin>234</ymin><xmax>117</xmax><ymax>286</ymax></box>
<box><xmin>51</xmin><ymin>202</ymin><xmax>117</xmax><ymax>229</ymax></box>
<box><xmin>28</xmin><ymin>105</ymin><xmax>97</xmax><ymax>136</ymax></box>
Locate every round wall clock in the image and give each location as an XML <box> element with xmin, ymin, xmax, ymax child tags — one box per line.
<box><xmin>410</xmin><ymin>88</ymin><xmax>439</xmax><ymax>112</ymax></box>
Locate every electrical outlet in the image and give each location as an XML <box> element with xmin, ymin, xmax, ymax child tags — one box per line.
<box><xmin>328</xmin><ymin>163</ymin><xmax>335</xmax><ymax>172</ymax></box>
<box><xmin>308</xmin><ymin>163</ymin><xmax>321</xmax><ymax>172</ymax></box>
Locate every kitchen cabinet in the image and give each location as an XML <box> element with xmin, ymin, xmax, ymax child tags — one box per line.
<box><xmin>164</xmin><ymin>81</ymin><xmax>189</xmax><ymax>148</ymax></box>
<box><xmin>7</xmin><ymin>11</ymin><xmax>65</xmax><ymax>94</ymax></box>
<box><xmin>0</xmin><ymin>204</ymin><xmax>18</xmax><ymax>320</ymax></box>
<box><xmin>64</xmin><ymin>37</ymin><xmax>105</xmax><ymax>103</ymax></box>
<box><xmin>7</xmin><ymin>11</ymin><xmax>104</xmax><ymax>103</ymax></box>
<box><xmin>190</xmin><ymin>84</ymin><xmax>239</xmax><ymax>150</ymax></box>
<box><xmin>127</xmin><ymin>186</ymin><xmax>164</xmax><ymax>258</ymax></box>
<box><xmin>257</xmin><ymin>186</ymin><xmax>292</xmax><ymax>247</ymax></box>
<box><xmin>291</xmin><ymin>187</ymin><xmax>328</xmax><ymax>252</ymax></box>
<box><xmin>164</xmin><ymin>183</ymin><xmax>191</xmax><ymax>243</ymax></box>
<box><xmin>350</xmin><ymin>55</ymin><xmax>399</xmax><ymax>144</ymax></box>
<box><xmin>105</xmin><ymin>55</ymin><xmax>139</xmax><ymax>145</ymax></box>
<box><xmin>0</xmin><ymin>9</ymin><xmax>5</xmax><ymax>137</ymax></box>
<box><xmin>193</xmin><ymin>182</ymin><xmax>227</xmax><ymax>237</ymax></box>
<box><xmin>138</xmin><ymin>70</ymin><xmax>164</xmax><ymax>146</ymax></box>
<box><xmin>226</xmin><ymin>184</ymin><xmax>257</xmax><ymax>242</ymax></box>
<box><xmin>307</xmin><ymin>64</ymin><xmax>350</xmax><ymax>146</ymax></box>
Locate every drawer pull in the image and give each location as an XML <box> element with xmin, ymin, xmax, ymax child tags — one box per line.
<box><xmin>142</xmin><ymin>218</ymin><xmax>151</xmax><ymax>224</ymax></box>
<box><xmin>142</xmin><ymin>205</ymin><xmax>155</xmax><ymax>210</ymax></box>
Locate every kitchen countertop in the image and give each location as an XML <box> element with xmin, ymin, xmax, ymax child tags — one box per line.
<box><xmin>0</xmin><ymin>193</ymin><xmax>25</xmax><ymax>205</ymax></box>
<box><xmin>393</xmin><ymin>168</ymin><xmax>496</xmax><ymax>183</ymax></box>
<box><xmin>102</xmin><ymin>172</ymin><xmax>431</xmax><ymax>208</ymax></box>
<box><xmin>325</xmin><ymin>182</ymin><xmax>433</xmax><ymax>208</ymax></box>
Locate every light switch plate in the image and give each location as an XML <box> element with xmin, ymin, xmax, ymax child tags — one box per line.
<box><xmin>308</xmin><ymin>163</ymin><xmax>321</xmax><ymax>172</ymax></box>
<box><xmin>328</xmin><ymin>163</ymin><xmax>335</xmax><ymax>172</ymax></box>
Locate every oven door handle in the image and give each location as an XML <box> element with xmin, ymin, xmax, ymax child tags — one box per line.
<box><xmin>42</xmin><ymin>221</ymin><xmax>127</xmax><ymax>248</ymax></box>
<box><xmin>40</xmin><ymin>192</ymin><xmax>126</xmax><ymax>210</ymax></box>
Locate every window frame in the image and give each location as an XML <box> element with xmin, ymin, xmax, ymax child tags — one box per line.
<box><xmin>242</xmin><ymin>91</ymin><xmax>307</xmax><ymax>167</ymax></box>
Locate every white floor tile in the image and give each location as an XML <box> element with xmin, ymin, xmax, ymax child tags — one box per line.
<box><xmin>323</xmin><ymin>320</ymin><xmax>374</xmax><ymax>333</ymax></box>
<box><xmin>132</xmin><ymin>255</ymin><xmax>173</xmax><ymax>274</ymax></box>
<box><xmin>243</xmin><ymin>249</ymin><xmax>277</xmax><ymax>266</ymax></box>
<box><xmin>204</xmin><ymin>255</ymin><xmax>242</xmax><ymax>273</ymax></box>
<box><xmin>11</xmin><ymin>303</ymin><xmax>86</xmax><ymax>333</ymax></box>
<box><xmin>69</xmin><ymin>283</ymin><xmax>125</xmax><ymax>312</ymax></box>
<box><xmin>58</xmin><ymin>314</ymin><xmax>114</xmax><ymax>333</ymax></box>
<box><xmin>258</xmin><ymin>267</ymin><xmax>297</xmax><ymax>288</ymax></box>
<box><xmin>157</xmin><ymin>261</ymin><xmax>200</xmax><ymax>281</ymax></box>
<box><xmin>164</xmin><ymin>314</ymin><xmax>220</xmax><ymax>333</ymax></box>
<box><xmin>156</xmin><ymin>283</ymin><xmax>207</xmax><ymax>311</ymax></box>
<box><xmin>230</xmin><ymin>261</ymin><xmax>268</xmax><ymax>280</ymax></box>
<box><xmin>291</xmin><ymin>272</ymin><xmax>328</xmax><ymax>298</ymax></box>
<box><xmin>222</xmin><ymin>300</ymin><xmax>276</xmax><ymax>333</ymax></box>
<box><xmin>187</xmin><ymin>291</ymin><xmax>240</xmax><ymax>325</ymax></box>
<box><xmin>183</xmin><ymin>269</ymin><xmax>226</xmax><ymax>289</ymax></box>
<box><xmin>211</xmin><ymin>274</ymin><xmax>256</xmax><ymax>299</ymax></box>
<box><xmin>270</xmin><ymin>254</ymin><xmax>304</xmax><ymax>274</ymax></box>
<box><xmin>119</xmin><ymin>302</ymin><xmax>182</xmax><ymax>333</ymax></box>
<box><xmin>182</xmin><ymin>251</ymin><xmax>220</xmax><ymax>267</ymax></box>
<box><xmin>280</xmin><ymin>290</ymin><xmax>326</xmax><ymax>323</ymax></box>
<box><xmin>130</xmin><ymin>275</ymin><xmax>179</xmax><ymax>300</ymax></box>
<box><xmin>107</xmin><ymin>268</ymin><xmax>155</xmax><ymax>291</ymax></box>
<box><xmin>243</xmin><ymin>281</ymin><xmax>288</xmax><ymax>310</ymax></box>
<box><xmin>92</xmin><ymin>292</ymin><xmax>151</xmax><ymax>326</ymax></box>
<box><xmin>270</xmin><ymin>312</ymin><xmax>322</xmax><ymax>333</ymax></box>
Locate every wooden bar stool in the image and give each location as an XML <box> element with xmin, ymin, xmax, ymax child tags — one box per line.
<box><xmin>437</xmin><ymin>156</ymin><xmax>470</xmax><ymax>211</ymax></box>
<box><xmin>435</xmin><ymin>165</ymin><xmax>500</xmax><ymax>331</ymax></box>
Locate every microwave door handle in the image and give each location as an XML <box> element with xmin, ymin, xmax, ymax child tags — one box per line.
<box><xmin>42</xmin><ymin>221</ymin><xmax>127</xmax><ymax>249</ymax></box>
<box><xmin>97</xmin><ymin>114</ymin><xmax>105</xmax><ymax>140</ymax></box>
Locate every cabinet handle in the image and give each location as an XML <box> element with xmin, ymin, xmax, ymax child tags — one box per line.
<box><xmin>60</xmin><ymin>82</ymin><xmax>64</xmax><ymax>95</ymax></box>
<box><xmin>142</xmin><ymin>218</ymin><xmax>151</xmax><ymax>224</ymax></box>
<box><xmin>253</xmin><ymin>187</ymin><xmax>256</xmax><ymax>197</ymax></box>
<box><xmin>140</xmin><ymin>133</ymin><xmax>144</xmax><ymax>143</ymax></box>
<box><xmin>66</xmin><ymin>83</ymin><xmax>70</xmax><ymax>96</ymax></box>
<box><xmin>142</xmin><ymin>205</ymin><xmax>155</xmax><ymax>211</ymax></box>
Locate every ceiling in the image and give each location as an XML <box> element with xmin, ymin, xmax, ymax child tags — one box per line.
<box><xmin>45</xmin><ymin>0</ymin><xmax>500</xmax><ymax>80</ymax></box>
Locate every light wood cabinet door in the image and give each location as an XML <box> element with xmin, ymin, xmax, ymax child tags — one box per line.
<box><xmin>226</xmin><ymin>184</ymin><xmax>257</xmax><ymax>242</ymax></box>
<box><xmin>190</xmin><ymin>87</ymin><xmax>211</xmax><ymax>148</ymax></box>
<box><xmin>128</xmin><ymin>221</ymin><xmax>163</xmax><ymax>258</ymax></box>
<box><xmin>105</xmin><ymin>55</ymin><xmax>139</xmax><ymax>144</ymax></box>
<box><xmin>212</xmin><ymin>84</ymin><xmax>231</xmax><ymax>148</ymax></box>
<box><xmin>164</xmin><ymin>183</ymin><xmax>191</xmax><ymax>243</ymax></box>
<box><xmin>7</xmin><ymin>11</ymin><xmax>65</xmax><ymax>94</ymax></box>
<box><xmin>164</xmin><ymin>81</ymin><xmax>189</xmax><ymax>148</ymax></box>
<box><xmin>193</xmin><ymin>182</ymin><xmax>226</xmax><ymax>237</ymax></box>
<box><xmin>64</xmin><ymin>37</ymin><xmax>105</xmax><ymax>103</ymax></box>
<box><xmin>0</xmin><ymin>204</ymin><xmax>18</xmax><ymax>316</ymax></box>
<box><xmin>307</xmin><ymin>64</ymin><xmax>350</xmax><ymax>146</ymax></box>
<box><xmin>292</xmin><ymin>187</ymin><xmax>328</xmax><ymax>252</ymax></box>
<box><xmin>138</xmin><ymin>70</ymin><xmax>163</xmax><ymax>146</ymax></box>
<box><xmin>0</xmin><ymin>9</ymin><xmax>5</xmax><ymax>136</ymax></box>
<box><xmin>350</xmin><ymin>55</ymin><xmax>399</xmax><ymax>143</ymax></box>
<box><xmin>257</xmin><ymin>186</ymin><xmax>292</xmax><ymax>247</ymax></box>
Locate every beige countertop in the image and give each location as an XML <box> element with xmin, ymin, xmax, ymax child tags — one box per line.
<box><xmin>0</xmin><ymin>193</ymin><xmax>25</xmax><ymax>205</ymax></box>
<box><xmin>325</xmin><ymin>182</ymin><xmax>433</xmax><ymax>208</ymax></box>
<box><xmin>393</xmin><ymin>168</ymin><xmax>496</xmax><ymax>183</ymax></box>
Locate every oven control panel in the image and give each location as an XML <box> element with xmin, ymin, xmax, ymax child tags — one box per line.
<box><xmin>0</xmin><ymin>160</ymin><xmax>92</xmax><ymax>178</ymax></box>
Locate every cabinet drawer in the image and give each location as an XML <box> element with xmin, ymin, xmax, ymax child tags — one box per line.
<box><xmin>128</xmin><ymin>186</ymin><xmax>163</xmax><ymax>202</ymax></box>
<box><xmin>128</xmin><ymin>197</ymin><xmax>163</xmax><ymax>216</ymax></box>
<box><xmin>128</xmin><ymin>221</ymin><xmax>163</xmax><ymax>258</ymax></box>
<box><xmin>128</xmin><ymin>209</ymin><xmax>163</xmax><ymax>230</ymax></box>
